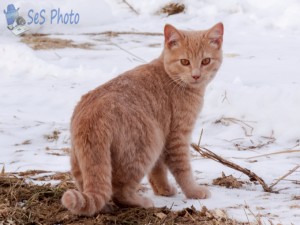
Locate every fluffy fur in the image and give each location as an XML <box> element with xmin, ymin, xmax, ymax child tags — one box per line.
<box><xmin>62</xmin><ymin>23</ymin><xmax>224</xmax><ymax>216</ymax></box>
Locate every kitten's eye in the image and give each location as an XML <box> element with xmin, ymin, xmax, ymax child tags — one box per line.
<box><xmin>201</xmin><ymin>58</ymin><xmax>211</xmax><ymax>66</ymax></box>
<box><xmin>180</xmin><ymin>59</ymin><xmax>190</xmax><ymax>66</ymax></box>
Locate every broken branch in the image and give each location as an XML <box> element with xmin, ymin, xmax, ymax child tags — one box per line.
<box><xmin>191</xmin><ymin>143</ymin><xmax>272</xmax><ymax>192</ymax></box>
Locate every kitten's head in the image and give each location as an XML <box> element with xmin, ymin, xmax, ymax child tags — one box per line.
<box><xmin>162</xmin><ymin>23</ymin><xmax>223</xmax><ymax>88</ymax></box>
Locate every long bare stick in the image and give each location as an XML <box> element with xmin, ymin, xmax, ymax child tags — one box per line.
<box><xmin>232</xmin><ymin>150</ymin><xmax>300</xmax><ymax>160</ymax></box>
<box><xmin>269</xmin><ymin>165</ymin><xmax>300</xmax><ymax>189</ymax></box>
<box><xmin>122</xmin><ymin>0</ymin><xmax>139</xmax><ymax>15</ymax></box>
<box><xmin>191</xmin><ymin>143</ymin><xmax>272</xmax><ymax>192</ymax></box>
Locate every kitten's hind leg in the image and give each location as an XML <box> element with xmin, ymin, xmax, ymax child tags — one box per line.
<box><xmin>148</xmin><ymin>158</ymin><xmax>177</xmax><ymax>196</ymax></box>
<box><xmin>62</xmin><ymin>135</ymin><xmax>113</xmax><ymax>216</ymax></box>
<box><xmin>70</xmin><ymin>153</ymin><xmax>83</xmax><ymax>191</ymax></box>
<box><xmin>113</xmin><ymin>180</ymin><xmax>154</xmax><ymax>208</ymax></box>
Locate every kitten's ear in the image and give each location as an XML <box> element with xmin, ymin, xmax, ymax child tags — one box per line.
<box><xmin>207</xmin><ymin>22</ymin><xmax>224</xmax><ymax>49</ymax></box>
<box><xmin>164</xmin><ymin>24</ymin><xmax>182</xmax><ymax>49</ymax></box>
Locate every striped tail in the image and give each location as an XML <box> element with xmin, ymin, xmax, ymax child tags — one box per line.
<box><xmin>62</xmin><ymin>189</ymin><xmax>106</xmax><ymax>216</ymax></box>
<box><xmin>61</xmin><ymin>134</ymin><xmax>113</xmax><ymax>215</ymax></box>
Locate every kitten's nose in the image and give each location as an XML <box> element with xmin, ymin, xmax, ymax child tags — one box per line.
<box><xmin>192</xmin><ymin>75</ymin><xmax>200</xmax><ymax>80</ymax></box>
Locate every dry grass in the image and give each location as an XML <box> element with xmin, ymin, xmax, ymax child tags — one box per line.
<box><xmin>213</xmin><ymin>172</ymin><xmax>244</xmax><ymax>189</ymax></box>
<box><xmin>87</xmin><ymin>31</ymin><xmax>163</xmax><ymax>37</ymax></box>
<box><xmin>214</xmin><ymin>117</ymin><xmax>276</xmax><ymax>151</ymax></box>
<box><xmin>21</xmin><ymin>34</ymin><xmax>94</xmax><ymax>50</ymax></box>
<box><xmin>44</xmin><ymin>129</ymin><xmax>61</xmax><ymax>142</ymax></box>
<box><xmin>9</xmin><ymin>170</ymin><xmax>72</xmax><ymax>183</ymax></box>
<box><xmin>45</xmin><ymin>147</ymin><xmax>71</xmax><ymax>157</ymax></box>
<box><xmin>158</xmin><ymin>3</ymin><xmax>185</xmax><ymax>16</ymax></box>
<box><xmin>0</xmin><ymin>173</ymin><xmax>246</xmax><ymax>225</ymax></box>
<box><xmin>215</xmin><ymin>117</ymin><xmax>255</xmax><ymax>137</ymax></box>
<box><xmin>14</xmin><ymin>139</ymin><xmax>32</xmax><ymax>146</ymax></box>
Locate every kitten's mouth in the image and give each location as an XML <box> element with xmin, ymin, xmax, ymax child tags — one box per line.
<box><xmin>190</xmin><ymin>80</ymin><xmax>201</xmax><ymax>85</ymax></box>
<box><xmin>189</xmin><ymin>75</ymin><xmax>202</xmax><ymax>85</ymax></box>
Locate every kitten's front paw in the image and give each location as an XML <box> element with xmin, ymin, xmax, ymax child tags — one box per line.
<box><xmin>152</xmin><ymin>183</ymin><xmax>177</xmax><ymax>197</ymax></box>
<box><xmin>184</xmin><ymin>186</ymin><xmax>211</xmax><ymax>199</ymax></box>
<box><xmin>162</xmin><ymin>184</ymin><xmax>177</xmax><ymax>197</ymax></box>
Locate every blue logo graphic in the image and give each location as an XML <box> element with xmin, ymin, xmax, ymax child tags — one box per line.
<box><xmin>3</xmin><ymin>4</ymin><xmax>29</xmax><ymax>35</ymax></box>
<box><xmin>3</xmin><ymin>4</ymin><xmax>80</xmax><ymax>35</ymax></box>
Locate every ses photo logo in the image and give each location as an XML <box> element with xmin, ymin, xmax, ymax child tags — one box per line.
<box><xmin>3</xmin><ymin>3</ymin><xmax>80</xmax><ymax>35</ymax></box>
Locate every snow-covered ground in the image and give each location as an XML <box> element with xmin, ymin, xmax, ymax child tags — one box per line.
<box><xmin>1</xmin><ymin>1</ymin><xmax>300</xmax><ymax>224</ymax></box>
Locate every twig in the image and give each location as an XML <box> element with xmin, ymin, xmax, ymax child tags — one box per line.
<box><xmin>215</xmin><ymin>117</ymin><xmax>255</xmax><ymax>137</ymax></box>
<box><xmin>191</xmin><ymin>143</ymin><xmax>272</xmax><ymax>192</ymax></box>
<box><xmin>242</xmin><ymin>207</ymin><xmax>250</xmax><ymax>225</ymax></box>
<box><xmin>122</xmin><ymin>0</ymin><xmax>139</xmax><ymax>15</ymax></box>
<box><xmin>221</xmin><ymin>90</ymin><xmax>229</xmax><ymax>104</ymax></box>
<box><xmin>1</xmin><ymin>164</ymin><xmax>5</xmax><ymax>176</ymax></box>
<box><xmin>269</xmin><ymin>165</ymin><xmax>300</xmax><ymax>189</ymax></box>
<box><xmin>110</xmin><ymin>42</ymin><xmax>146</xmax><ymax>63</ymax></box>
<box><xmin>244</xmin><ymin>201</ymin><xmax>262</xmax><ymax>225</ymax></box>
<box><xmin>197</xmin><ymin>129</ymin><xmax>204</xmax><ymax>147</ymax></box>
<box><xmin>232</xmin><ymin>150</ymin><xmax>300</xmax><ymax>159</ymax></box>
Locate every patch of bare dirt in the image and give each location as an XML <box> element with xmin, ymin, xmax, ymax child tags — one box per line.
<box><xmin>21</xmin><ymin>34</ymin><xmax>94</xmax><ymax>50</ymax></box>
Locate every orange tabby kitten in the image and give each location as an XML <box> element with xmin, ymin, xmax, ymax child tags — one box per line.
<box><xmin>62</xmin><ymin>23</ymin><xmax>224</xmax><ymax>216</ymax></box>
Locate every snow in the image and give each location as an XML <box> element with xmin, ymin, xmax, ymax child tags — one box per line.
<box><xmin>1</xmin><ymin>0</ymin><xmax>300</xmax><ymax>224</ymax></box>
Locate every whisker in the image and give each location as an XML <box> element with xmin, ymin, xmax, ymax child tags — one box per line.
<box><xmin>163</xmin><ymin>75</ymin><xmax>189</xmax><ymax>97</ymax></box>
<box><xmin>179</xmin><ymin>80</ymin><xmax>187</xmax><ymax>97</ymax></box>
<box><xmin>166</xmin><ymin>76</ymin><xmax>183</xmax><ymax>92</ymax></box>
